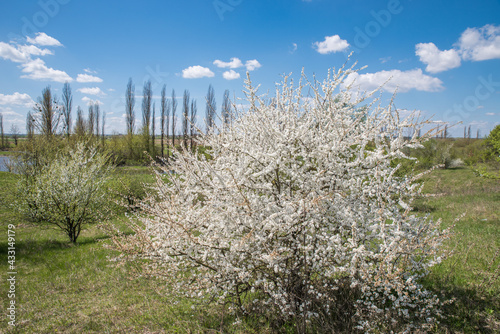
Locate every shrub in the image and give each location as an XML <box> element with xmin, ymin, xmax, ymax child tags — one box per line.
<box><xmin>486</xmin><ymin>124</ymin><xmax>500</xmax><ymax>159</ymax></box>
<box><xmin>112</xmin><ymin>68</ymin><xmax>450</xmax><ymax>332</ymax></box>
<box><xmin>16</xmin><ymin>143</ymin><xmax>113</xmax><ymax>243</ymax></box>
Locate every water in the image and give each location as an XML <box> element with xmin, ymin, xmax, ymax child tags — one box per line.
<box><xmin>0</xmin><ymin>156</ymin><xmax>12</xmax><ymax>172</ymax></box>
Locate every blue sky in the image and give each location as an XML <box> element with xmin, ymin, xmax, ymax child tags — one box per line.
<box><xmin>0</xmin><ymin>0</ymin><xmax>499</xmax><ymax>136</ymax></box>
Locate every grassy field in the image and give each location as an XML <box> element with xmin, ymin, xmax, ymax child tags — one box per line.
<box><xmin>0</xmin><ymin>165</ymin><xmax>498</xmax><ymax>333</ymax></box>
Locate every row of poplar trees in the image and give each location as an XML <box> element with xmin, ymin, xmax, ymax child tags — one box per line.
<box><xmin>125</xmin><ymin>78</ymin><xmax>233</xmax><ymax>161</ymax></box>
<box><xmin>23</xmin><ymin>79</ymin><xmax>233</xmax><ymax>163</ymax></box>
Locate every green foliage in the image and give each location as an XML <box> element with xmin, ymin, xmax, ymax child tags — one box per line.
<box><xmin>106</xmin><ymin>134</ymin><xmax>161</xmax><ymax>166</ymax></box>
<box><xmin>15</xmin><ymin>143</ymin><xmax>113</xmax><ymax>243</ymax></box>
<box><xmin>486</xmin><ymin>124</ymin><xmax>500</xmax><ymax>159</ymax></box>
<box><xmin>106</xmin><ymin>167</ymin><xmax>152</xmax><ymax>212</ymax></box>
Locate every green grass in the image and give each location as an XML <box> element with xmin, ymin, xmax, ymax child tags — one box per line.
<box><xmin>0</xmin><ymin>170</ymin><xmax>266</xmax><ymax>333</ymax></box>
<box><xmin>414</xmin><ymin>167</ymin><xmax>500</xmax><ymax>333</ymax></box>
<box><xmin>0</xmin><ymin>165</ymin><xmax>498</xmax><ymax>333</ymax></box>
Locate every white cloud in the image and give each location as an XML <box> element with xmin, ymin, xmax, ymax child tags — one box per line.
<box><xmin>213</xmin><ymin>57</ymin><xmax>243</xmax><ymax>69</ymax></box>
<box><xmin>290</xmin><ymin>43</ymin><xmax>298</xmax><ymax>54</ymax></box>
<box><xmin>245</xmin><ymin>59</ymin><xmax>261</xmax><ymax>71</ymax></box>
<box><xmin>82</xmin><ymin>96</ymin><xmax>102</xmax><ymax>106</ymax></box>
<box><xmin>379</xmin><ymin>56</ymin><xmax>391</xmax><ymax>63</ymax></box>
<box><xmin>108</xmin><ymin>88</ymin><xmax>115</xmax><ymax>92</ymax></box>
<box><xmin>415</xmin><ymin>42</ymin><xmax>461</xmax><ymax>73</ymax></box>
<box><xmin>83</xmin><ymin>68</ymin><xmax>97</xmax><ymax>74</ymax></box>
<box><xmin>457</xmin><ymin>24</ymin><xmax>500</xmax><ymax>61</ymax></box>
<box><xmin>20</xmin><ymin>58</ymin><xmax>73</xmax><ymax>83</ymax></box>
<box><xmin>18</xmin><ymin>44</ymin><xmax>53</xmax><ymax>57</ymax></box>
<box><xmin>0</xmin><ymin>42</ymin><xmax>29</xmax><ymax>63</ymax></box>
<box><xmin>223</xmin><ymin>70</ymin><xmax>240</xmax><ymax>80</ymax></box>
<box><xmin>342</xmin><ymin>69</ymin><xmax>444</xmax><ymax>93</ymax></box>
<box><xmin>486</xmin><ymin>112</ymin><xmax>495</xmax><ymax>116</ymax></box>
<box><xmin>313</xmin><ymin>35</ymin><xmax>349</xmax><ymax>54</ymax></box>
<box><xmin>76</xmin><ymin>73</ymin><xmax>103</xmax><ymax>83</ymax></box>
<box><xmin>0</xmin><ymin>108</ymin><xmax>22</xmax><ymax>117</ymax></box>
<box><xmin>77</xmin><ymin>87</ymin><xmax>106</xmax><ymax>96</ymax></box>
<box><xmin>0</xmin><ymin>92</ymin><xmax>34</xmax><ymax>107</ymax></box>
<box><xmin>0</xmin><ymin>38</ymin><xmax>71</xmax><ymax>84</ymax></box>
<box><xmin>26</xmin><ymin>32</ymin><xmax>62</xmax><ymax>47</ymax></box>
<box><xmin>182</xmin><ymin>65</ymin><xmax>214</xmax><ymax>79</ymax></box>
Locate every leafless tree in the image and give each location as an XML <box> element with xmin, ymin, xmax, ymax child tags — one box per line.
<box><xmin>152</xmin><ymin>102</ymin><xmax>156</xmax><ymax>156</ymax></box>
<box><xmin>222</xmin><ymin>89</ymin><xmax>231</xmax><ymax>128</ymax></box>
<box><xmin>94</xmin><ymin>102</ymin><xmax>100</xmax><ymax>137</ymax></box>
<box><xmin>101</xmin><ymin>112</ymin><xmax>106</xmax><ymax>147</ymax></box>
<box><xmin>142</xmin><ymin>80</ymin><xmax>152</xmax><ymax>152</ymax></box>
<box><xmin>206</xmin><ymin>84</ymin><xmax>216</xmax><ymax>135</ymax></box>
<box><xmin>161</xmin><ymin>84</ymin><xmax>166</xmax><ymax>158</ymax></box>
<box><xmin>10</xmin><ymin>124</ymin><xmax>20</xmax><ymax>146</ymax></box>
<box><xmin>34</xmin><ymin>86</ymin><xmax>61</xmax><ymax>138</ymax></box>
<box><xmin>26</xmin><ymin>111</ymin><xmax>35</xmax><ymax>141</ymax></box>
<box><xmin>74</xmin><ymin>106</ymin><xmax>86</xmax><ymax>138</ymax></box>
<box><xmin>165</xmin><ymin>99</ymin><xmax>171</xmax><ymax>163</ymax></box>
<box><xmin>183</xmin><ymin>90</ymin><xmax>190</xmax><ymax>148</ymax></box>
<box><xmin>190</xmin><ymin>100</ymin><xmax>197</xmax><ymax>150</ymax></box>
<box><xmin>126</xmin><ymin>78</ymin><xmax>135</xmax><ymax>137</ymax></box>
<box><xmin>171</xmin><ymin>89</ymin><xmax>177</xmax><ymax>148</ymax></box>
<box><xmin>62</xmin><ymin>82</ymin><xmax>72</xmax><ymax>139</ymax></box>
<box><xmin>88</xmin><ymin>104</ymin><xmax>95</xmax><ymax>136</ymax></box>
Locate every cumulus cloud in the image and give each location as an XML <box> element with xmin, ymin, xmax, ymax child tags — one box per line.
<box><xmin>0</xmin><ymin>42</ymin><xmax>30</xmax><ymax>63</ymax></box>
<box><xmin>0</xmin><ymin>34</ymin><xmax>71</xmax><ymax>83</ymax></box>
<box><xmin>415</xmin><ymin>42</ymin><xmax>461</xmax><ymax>73</ymax></box>
<box><xmin>313</xmin><ymin>35</ymin><xmax>349</xmax><ymax>54</ymax></box>
<box><xmin>77</xmin><ymin>87</ymin><xmax>106</xmax><ymax>96</ymax></box>
<box><xmin>457</xmin><ymin>24</ymin><xmax>500</xmax><ymax>61</ymax></box>
<box><xmin>213</xmin><ymin>57</ymin><xmax>244</xmax><ymax>69</ymax></box>
<box><xmin>82</xmin><ymin>96</ymin><xmax>102</xmax><ymax>106</ymax></box>
<box><xmin>416</xmin><ymin>24</ymin><xmax>500</xmax><ymax>72</ymax></box>
<box><xmin>18</xmin><ymin>44</ymin><xmax>53</xmax><ymax>57</ymax></box>
<box><xmin>342</xmin><ymin>69</ymin><xmax>444</xmax><ymax>93</ymax></box>
<box><xmin>245</xmin><ymin>59</ymin><xmax>261</xmax><ymax>71</ymax></box>
<box><xmin>0</xmin><ymin>107</ymin><xmax>22</xmax><ymax>118</ymax></box>
<box><xmin>26</xmin><ymin>32</ymin><xmax>62</xmax><ymax>47</ymax></box>
<box><xmin>182</xmin><ymin>65</ymin><xmax>214</xmax><ymax>79</ymax></box>
<box><xmin>0</xmin><ymin>92</ymin><xmax>35</xmax><ymax>107</ymax></box>
<box><xmin>20</xmin><ymin>58</ymin><xmax>73</xmax><ymax>83</ymax></box>
<box><xmin>223</xmin><ymin>70</ymin><xmax>240</xmax><ymax>80</ymax></box>
<box><xmin>76</xmin><ymin>73</ymin><xmax>103</xmax><ymax>83</ymax></box>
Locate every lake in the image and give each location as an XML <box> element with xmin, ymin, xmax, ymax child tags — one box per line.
<box><xmin>0</xmin><ymin>156</ymin><xmax>12</xmax><ymax>172</ymax></box>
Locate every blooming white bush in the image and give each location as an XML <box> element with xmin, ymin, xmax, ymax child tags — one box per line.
<box><xmin>17</xmin><ymin>143</ymin><xmax>112</xmax><ymax>243</ymax></box>
<box><xmin>114</xmin><ymin>67</ymin><xmax>450</xmax><ymax>332</ymax></box>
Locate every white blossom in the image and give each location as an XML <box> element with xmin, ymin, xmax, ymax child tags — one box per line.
<box><xmin>112</xmin><ymin>66</ymin><xmax>451</xmax><ymax>332</ymax></box>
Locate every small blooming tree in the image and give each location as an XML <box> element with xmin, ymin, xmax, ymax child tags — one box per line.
<box><xmin>17</xmin><ymin>143</ymin><xmax>112</xmax><ymax>243</ymax></box>
<box><xmin>112</xmin><ymin>66</ymin><xmax>450</xmax><ymax>332</ymax></box>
